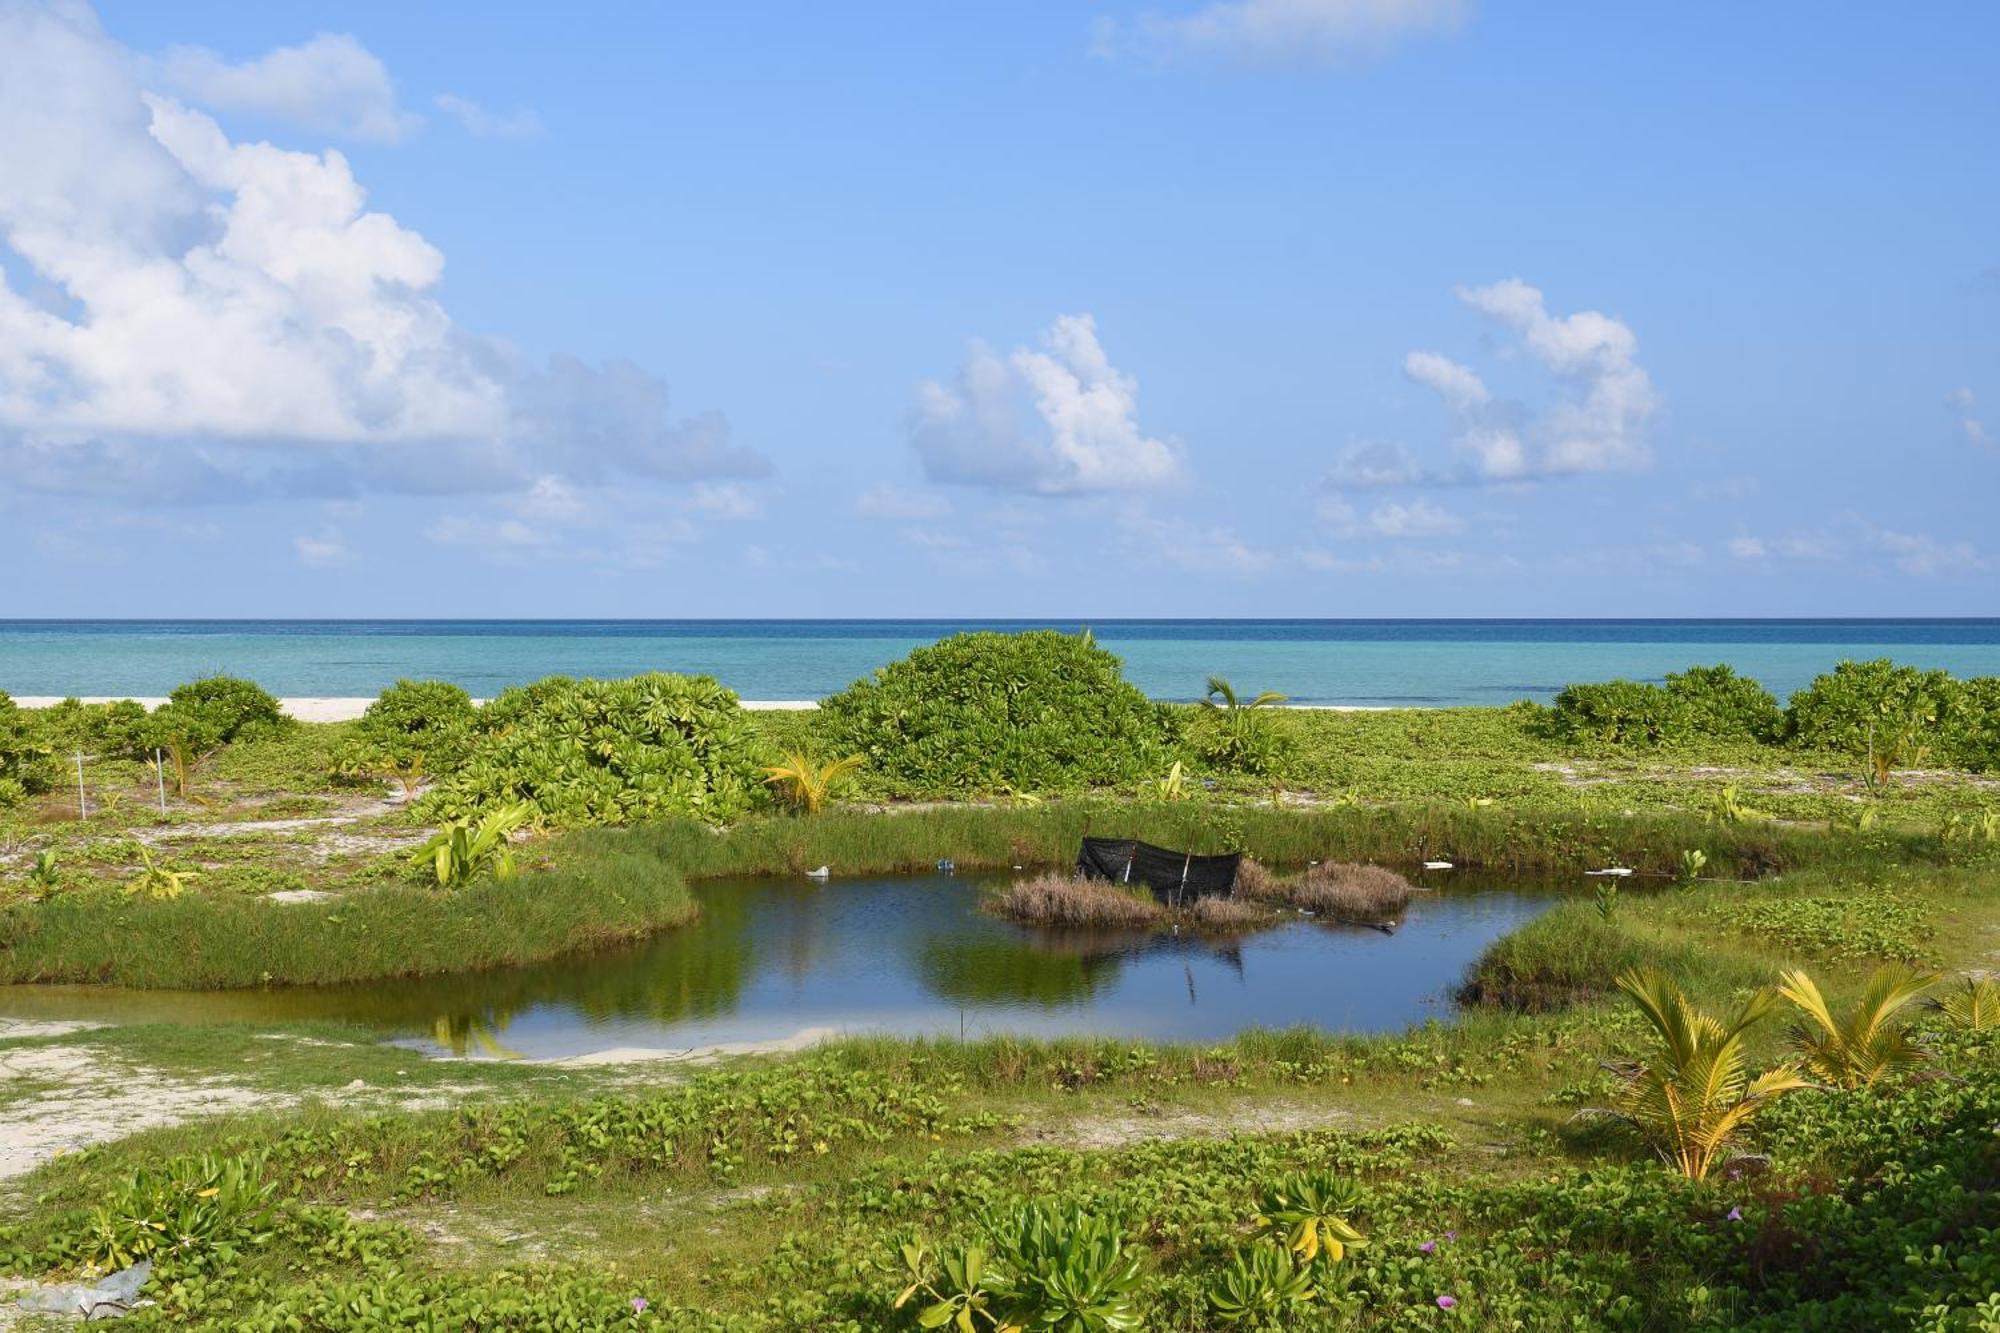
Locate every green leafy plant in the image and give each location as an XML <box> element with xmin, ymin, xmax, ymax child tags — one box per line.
<box><xmin>1777</xmin><ymin>965</ymin><xmax>1938</xmax><ymax>1088</ymax></box>
<box><xmin>340</xmin><ymin>679</ymin><xmax>477</xmax><ymax>797</ymax></box>
<box><xmin>411</xmin><ymin>802</ymin><xmax>533</xmax><ymax>889</ymax></box>
<box><xmin>762</xmin><ymin>751</ymin><xmax>866</xmax><ymax>815</ymax></box>
<box><xmin>1678</xmin><ymin>848</ymin><xmax>1708</xmax><ymax>882</ymax></box>
<box><xmin>27</xmin><ymin>847</ymin><xmax>61</xmax><ymax>896</ymax></box>
<box><xmin>127</xmin><ymin>846</ymin><xmax>200</xmax><ymax>900</ymax></box>
<box><xmin>1595</xmin><ymin>967</ymin><xmax>1809</xmax><ymax>1180</ymax></box>
<box><xmin>76</xmin><ymin>1151</ymin><xmax>275</xmax><ymax>1274</ymax></box>
<box><xmin>820</xmin><ymin>630</ymin><xmax>1167</xmax><ymax>796</ymax></box>
<box><xmin>1706</xmin><ymin>782</ymin><xmax>1767</xmax><ymax>826</ymax></box>
<box><xmin>1252</xmin><ymin>1169</ymin><xmax>1369</xmax><ymax>1263</ymax></box>
<box><xmin>1545</xmin><ymin>679</ymin><xmax>1686</xmax><ymax>748</ymax></box>
<box><xmin>895</xmin><ymin>1243</ymin><xmax>1008</xmax><ymax>1331</ymax></box>
<box><xmin>1594</xmin><ymin>879</ymin><xmax>1620</xmax><ymax>922</ymax></box>
<box><xmin>1788</xmin><ymin>658</ymin><xmax>1961</xmax><ymax>788</ymax></box>
<box><xmin>1197</xmin><ymin>675</ymin><xmax>1290</xmax><ymax>774</ymax></box>
<box><xmin>424</xmin><ymin>674</ymin><xmax>767</xmax><ymax>828</ymax></box>
<box><xmin>1926</xmin><ymin>975</ymin><xmax>1999</xmax><ymax>1030</ymax></box>
<box><xmin>1664</xmin><ymin>664</ymin><xmax>1785</xmax><ymax>742</ymax></box>
<box><xmin>0</xmin><ymin>690</ymin><xmax>59</xmax><ymax>804</ymax></box>
<box><xmin>987</xmin><ymin>1202</ymin><xmax>1147</xmax><ymax>1331</ymax></box>
<box><xmin>1147</xmin><ymin>760</ymin><xmax>1191</xmax><ymax>802</ymax></box>
<box><xmin>1942</xmin><ymin>675</ymin><xmax>2000</xmax><ymax>772</ymax></box>
<box><xmin>1207</xmin><ymin>1243</ymin><xmax>1318</xmax><ymax>1323</ymax></box>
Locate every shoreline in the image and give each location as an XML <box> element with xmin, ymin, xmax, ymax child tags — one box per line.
<box><xmin>9</xmin><ymin>696</ymin><xmax>1399</xmax><ymax>721</ymax></box>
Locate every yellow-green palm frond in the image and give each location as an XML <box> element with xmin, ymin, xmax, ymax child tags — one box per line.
<box><xmin>1778</xmin><ymin>964</ymin><xmax>1937</xmax><ymax>1089</ymax></box>
<box><xmin>1928</xmin><ymin>975</ymin><xmax>2000</xmax><ymax>1031</ymax></box>
<box><xmin>762</xmin><ymin>751</ymin><xmax>866</xmax><ymax>815</ymax></box>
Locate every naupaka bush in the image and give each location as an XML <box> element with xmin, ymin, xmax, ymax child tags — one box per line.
<box><xmin>819</xmin><ymin>630</ymin><xmax>1170</xmax><ymax>795</ymax></box>
<box><xmin>423</xmin><ymin>673</ymin><xmax>768</xmax><ymax>828</ymax></box>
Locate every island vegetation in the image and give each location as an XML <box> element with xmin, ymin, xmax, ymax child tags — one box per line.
<box><xmin>0</xmin><ymin>630</ymin><xmax>1996</xmax><ymax>1328</ymax></box>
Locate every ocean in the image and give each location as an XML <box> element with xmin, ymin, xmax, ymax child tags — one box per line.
<box><xmin>3</xmin><ymin>619</ymin><xmax>1998</xmax><ymax>707</ymax></box>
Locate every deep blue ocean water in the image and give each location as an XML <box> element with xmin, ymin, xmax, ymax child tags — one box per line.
<box><xmin>2</xmin><ymin>619</ymin><xmax>1998</xmax><ymax>706</ymax></box>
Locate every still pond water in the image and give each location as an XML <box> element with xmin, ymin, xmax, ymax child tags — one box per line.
<box><xmin>0</xmin><ymin>873</ymin><xmax>1566</xmax><ymax>1059</ymax></box>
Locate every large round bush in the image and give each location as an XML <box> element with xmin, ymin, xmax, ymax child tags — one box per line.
<box><xmin>1787</xmin><ymin>658</ymin><xmax>1961</xmax><ymax>783</ymax></box>
<box><xmin>1664</xmin><ymin>664</ymin><xmax>1783</xmax><ymax>742</ymax></box>
<box><xmin>819</xmin><ymin>630</ymin><xmax>1168</xmax><ymax>794</ymax></box>
<box><xmin>0</xmin><ymin>691</ymin><xmax>59</xmax><ymax>807</ymax></box>
<box><xmin>426</xmin><ymin>674</ymin><xmax>767</xmax><ymax>827</ymax></box>
<box><xmin>357</xmin><ymin>678</ymin><xmax>478</xmax><ymax>769</ymax></box>
<box><xmin>1943</xmin><ymin>676</ymin><xmax>2000</xmax><ymax>773</ymax></box>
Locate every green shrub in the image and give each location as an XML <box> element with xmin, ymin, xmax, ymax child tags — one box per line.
<box><xmin>160</xmin><ymin>675</ymin><xmax>289</xmax><ymax>744</ymax></box>
<box><xmin>1663</xmin><ymin>663</ymin><xmax>1783</xmax><ymax>742</ymax></box>
<box><xmin>357</xmin><ymin>678</ymin><xmax>477</xmax><ymax>767</ymax></box>
<box><xmin>1194</xmin><ymin>675</ymin><xmax>1292</xmax><ymax>774</ymax></box>
<box><xmin>1943</xmin><ymin>676</ymin><xmax>2000</xmax><ymax>773</ymax></box>
<box><xmin>820</xmin><ymin>630</ymin><xmax>1168</xmax><ymax>795</ymax></box>
<box><xmin>1544</xmin><ymin>679</ymin><xmax>1684</xmax><ymax>747</ymax></box>
<box><xmin>424</xmin><ymin>673</ymin><xmax>768</xmax><ymax>828</ymax></box>
<box><xmin>0</xmin><ymin>691</ymin><xmax>59</xmax><ymax>804</ymax></box>
<box><xmin>1786</xmin><ymin>658</ymin><xmax>1962</xmax><ymax>785</ymax></box>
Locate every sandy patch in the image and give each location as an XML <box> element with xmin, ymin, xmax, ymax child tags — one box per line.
<box><xmin>542</xmin><ymin>1026</ymin><xmax>842</xmax><ymax>1068</ymax></box>
<box><xmin>0</xmin><ymin>1020</ymin><xmax>107</xmax><ymax>1041</ymax></box>
<box><xmin>1028</xmin><ymin>1101</ymin><xmax>1356</xmax><ymax>1152</ymax></box>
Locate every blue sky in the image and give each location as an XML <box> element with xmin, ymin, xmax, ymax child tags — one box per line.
<box><xmin>1</xmin><ymin>0</ymin><xmax>1995</xmax><ymax>617</ymax></box>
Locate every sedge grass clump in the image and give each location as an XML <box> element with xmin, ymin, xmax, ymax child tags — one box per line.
<box><xmin>1185</xmin><ymin>894</ymin><xmax>1277</xmax><ymax>932</ymax></box>
<box><xmin>1237</xmin><ymin>860</ymin><xmax>1413</xmax><ymax>921</ymax></box>
<box><xmin>988</xmin><ymin>872</ymin><xmax>1163</xmax><ymax>928</ymax></box>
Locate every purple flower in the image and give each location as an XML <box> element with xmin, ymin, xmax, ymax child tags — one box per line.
<box><xmin>1726</xmin><ymin>1207</ymin><xmax>1742</xmax><ymax>1222</ymax></box>
<box><xmin>631</xmin><ymin>1297</ymin><xmax>649</xmax><ymax>1314</ymax></box>
<box><xmin>1437</xmin><ymin>1294</ymin><xmax>1458</xmax><ymax>1310</ymax></box>
<box><xmin>1444</xmin><ymin>1230</ymin><xmax>1457</xmax><ymax>1242</ymax></box>
<box><xmin>1420</xmin><ymin>1240</ymin><xmax>1437</xmax><ymax>1254</ymax></box>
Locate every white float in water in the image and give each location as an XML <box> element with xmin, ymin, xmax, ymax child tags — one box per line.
<box><xmin>1585</xmin><ymin>867</ymin><xmax>1634</xmax><ymax>877</ymax></box>
<box><xmin>805</xmin><ymin>865</ymin><xmax>831</xmax><ymax>880</ymax></box>
<box><xmin>1422</xmin><ymin>860</ymin><xmax>1454</xmax><ymax>871</ymax></box>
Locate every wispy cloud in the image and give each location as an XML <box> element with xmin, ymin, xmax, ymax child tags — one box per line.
<box><xmin>855</xmin><ymin>485</ymin><xmax>952</xmax><ymax>520</ymax></box>
<box><xmin>433</xmin><ymin>92</ymin><xmax>546</xmax><ymax>142</ymax></box>
<box><xmin>1949</xmin><ymin>387</ymin><xmax>1992</xmax><ymax>450</ymax></box>
<box><xmin>151</xmin><ymin>31</ymin><xmax>418</xmax><ymax>142</ymax></box>
<box><xmin>1097</xmin><ymin>0</ymin><xmax>1470</xmax><ymax>69</ymax></box>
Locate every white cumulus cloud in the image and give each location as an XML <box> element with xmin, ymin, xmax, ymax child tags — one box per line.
<box><xmin>152</xmin><ymin>31</ymin><xmax>418</xmax><ymax>143</ymax></box>
<box><xmin>1100</xmin><ymin>0</ymin><xmax>1469</xmax><ymax>68</ymax></box>
<box><xmin>1387</xmin><ymin>278</ymin><xmax>1659</xmax><ymax>485</ymax></box>
<box><xmin>0</xmin><ymin>2</ymin><xmax>765</xmax><ymax>506</ymax></box>
<box><xmin>911</xmin><ymin>314</ymin><xmax>1183</xmax><ymax>496</ymax></box>
<box><xmin>1950</xmin><ymin>386</ymin><xmax>1992</xmax><ymax>450</ymax></box>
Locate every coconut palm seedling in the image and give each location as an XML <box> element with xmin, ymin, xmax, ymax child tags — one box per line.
<box><xmin>1253</xmin><ymin>1170</ymin><xmax>1369</xmax><ymax>1264</ymax></box>
<box><xmin>1706</xmin><ymin>783</ymin><xmax>1767</xmax><ymax>826</ymax></box>
<box><xmin>1927</xmin><ymin>975</ymin><xmax>2000</xmax><ymax>1031</ymax></box>
<box><xmin>411</xmin><ymin>802</ymin><xmax>533</xmax><ymax>889</ymax></box>
<box><xmin>761</xmin><ymin>752</ymin><xmax>866</xmax><ymax>815</ymax></box>
<box><xmin>1678</xmin><ymin>849</ymin><xmax>1708</xmax><ymax>882</ymax></box>
<box><xmin>1207</xmin><ymin>1243</ymin><xmax>1318</xmax><ymax>1323</ymax></box>
<box><xmin>127</xmin><ymin>846</ymin><xmax>200</xmax><ymax>900</ymax></box>
<box><xmin>1593</xmin><ymin>968</ymin><xmax>1809</xmax><ymax>1181</ymax></box>
<box><xmin>1199</xmin><ymin>675</ymin><xmax>1289</xmax><ymax>774</ymax></box>
<box><xmin>1777</xmin><ymin>965</ymin><xmax>1939</xmax><ymax>1088</ymax></box>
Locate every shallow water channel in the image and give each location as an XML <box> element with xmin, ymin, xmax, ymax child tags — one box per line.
<box><xmin>0</xmin><ymin>871</ymin><xmax>1573</xmax><ymax>1060</ymax></box>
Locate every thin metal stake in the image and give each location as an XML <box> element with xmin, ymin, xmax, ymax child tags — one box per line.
<box><xmin>75</xmin><ymin>751</ymin><xmax>87</xmax><ymax>820</ymax></box>
<box><xmin>155</xmin><ymin>748</ymin><xmax>168</xmax><ymax>813</ymax></box>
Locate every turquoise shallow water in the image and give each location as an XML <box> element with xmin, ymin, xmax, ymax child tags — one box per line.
<box><xmin>2</xmin><ymin>619</ymin><xmax>1998</xmax><ymax>706</ymax></box>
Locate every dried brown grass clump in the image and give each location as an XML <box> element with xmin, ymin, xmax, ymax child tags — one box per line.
<box><xmin>1184</xmin><ymin>895</ymin><xmax>1277</xmax><ymax>932</ymax></box>
<box><xmin>990</xmin><ymin>872</ymin><xmax>1164</xmax><ymax>928</ymax></box>
<box><xmin>1232</xmin><ymin>857</ymin><xmax>1279</xmax><ymax>898</ymax></box>
<box><xmin>1235</xmin><ymin>860</ymin><xmax>1413</xmax><ymax>921</ymax></box>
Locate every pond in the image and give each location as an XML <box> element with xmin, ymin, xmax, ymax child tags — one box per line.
<box><xmin>0</xmin><ymin>871</ymin><xmax>1572</xmax><ymax>1059</ymax></box>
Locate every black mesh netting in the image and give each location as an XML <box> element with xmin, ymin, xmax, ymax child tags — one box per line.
<box><xmin>1075</xmin><ymin>837</ymin><xmax>1240</xmax><ymax>904</ymax></box>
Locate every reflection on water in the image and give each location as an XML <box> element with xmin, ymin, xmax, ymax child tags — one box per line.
<box><xmin>0</xmin><ymin>873</ymin><xmax>1564</xmax><ymax>1059</ymax></box>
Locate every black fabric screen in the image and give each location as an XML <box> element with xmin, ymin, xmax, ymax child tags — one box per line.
<box><xmin>1075</xmin><ymin>837</ymin><xmax>1240</xmax><ymax>904</ymax></box>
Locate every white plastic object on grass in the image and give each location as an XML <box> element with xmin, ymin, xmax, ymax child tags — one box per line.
<box><xmin>1422</xmin><ymin>860</ymin><xmax>1454</xmax><ymax>871</ymax></box>
<box><xmin>1585</xmin><ymin>867</ymin><xmax>1635</xmax><ymax>877</ymax></box>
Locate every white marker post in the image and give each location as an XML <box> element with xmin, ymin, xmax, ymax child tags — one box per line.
<box><xmin>155</xmin><ymin>748</ymin><xmax>168</xmax><ymax>814</ymax></box>
<box><xmin>75</xmin><ymin>751</ymin><xmax>87</xmax><ymax>820</ymax></box>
